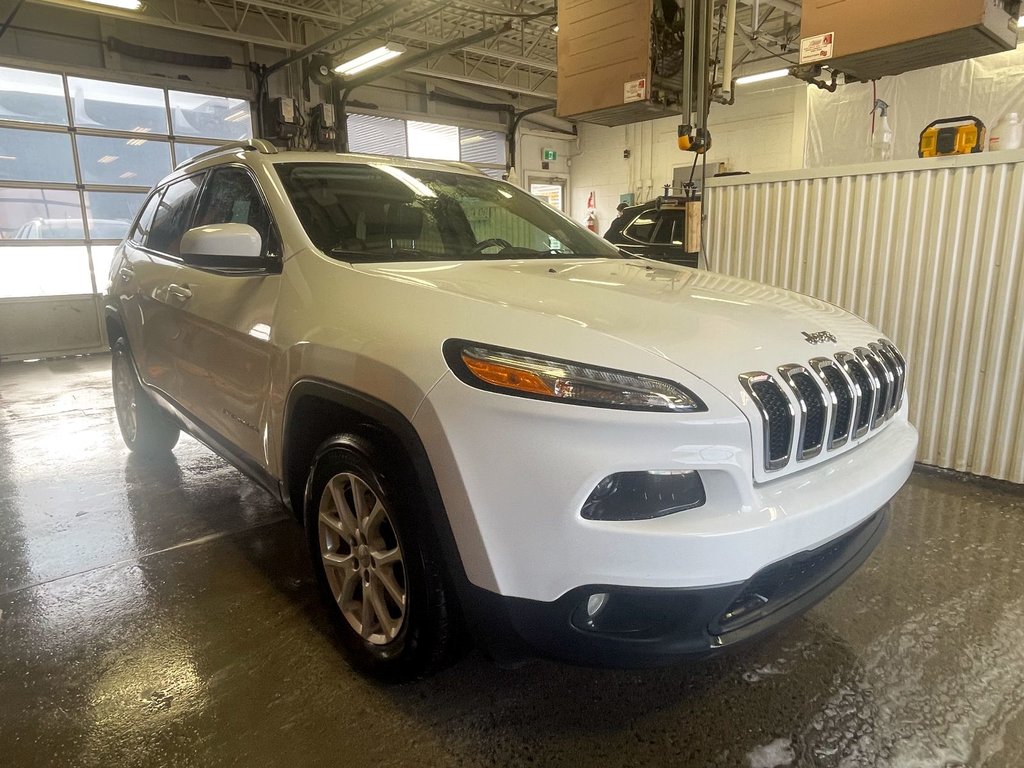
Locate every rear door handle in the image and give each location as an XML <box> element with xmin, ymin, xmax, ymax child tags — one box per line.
<box><xmin>167</xmin><ymin>284</ymin><xmax>193</xmax><ymax>301</ymax></box>
<box><xmin>119</xmin><ymin>267</ymin><xmax>134</xmax><ymax>280</ymax></box>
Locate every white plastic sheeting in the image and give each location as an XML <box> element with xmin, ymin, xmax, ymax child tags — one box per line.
<box><xmin>808</xmin><ymin>44</ymin><xmax>1024</xmax><ymax>168</ymax></box>
<box><xmin>704</xmin><ymin>150</ymin><xmax>1024</xmax><ymax>483</ymax></box>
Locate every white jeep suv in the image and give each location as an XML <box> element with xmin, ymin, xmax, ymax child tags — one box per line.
<box><xmin>105</xmin><ymin>139</ymin><xmax>918</xmax><ymax>680</ymax></box>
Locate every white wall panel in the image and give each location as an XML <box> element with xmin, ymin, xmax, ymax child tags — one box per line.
<box><xmin>705</xmin><ymin>152</ymin><xmax>1024</xmax><ymax>484</ymax></box>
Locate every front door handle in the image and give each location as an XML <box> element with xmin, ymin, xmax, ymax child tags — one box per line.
<box><xmin>119</xmin><ymin>267</ymin><xmax>134</xmax><ymax>281</ymax></box>
<box><xmin>167</xmin><ymin>284</ymin><xmax>193</xmax><ymax>301</ymax></box>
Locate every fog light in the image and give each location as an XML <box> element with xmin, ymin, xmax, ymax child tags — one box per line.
<box><xmin>586</xmin><ymin>592</ymin><xmax>610</xmax><ymax>618</ymax></box>
<box><xmin>581</xmin><ymin>470</ymin><xmax>705</xmax><ymax>521</ymax></box>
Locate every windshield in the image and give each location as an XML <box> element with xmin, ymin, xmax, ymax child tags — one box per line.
<box><xmin>274</xmin><ymin>162</ymin><xmax>622</xmax><ymax>262</ymax></box>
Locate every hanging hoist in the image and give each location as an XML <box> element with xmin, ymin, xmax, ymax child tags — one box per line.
<box><xmin>676</xmin><ymin>0</ymin><xmax>717</xmax><ymax>155</ymax></box>
<box><xmin>674</xmin><ymin>0</ymin><xmax>720</xmax><ymax>260</ymax></box>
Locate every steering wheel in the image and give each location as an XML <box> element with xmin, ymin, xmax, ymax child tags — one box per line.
<box><xmin>471</xmin><ymin>238</ymin><xmax>514</xmax><ymax>254</ymax></box>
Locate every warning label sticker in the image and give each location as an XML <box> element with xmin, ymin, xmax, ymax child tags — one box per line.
<box><xmin>623</xmin><ymin>78</ymin><xmax>647</xmax><ymax>104</ymax></box>
<box><xmin>800</xmin><ymin>32</ymin><xmax>834</xmax><ymax>64</ymax></box>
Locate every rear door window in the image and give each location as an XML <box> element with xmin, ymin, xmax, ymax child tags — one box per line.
<box><xmin>129</xmin><ymin>191</ymin><xmax>162</xmax><ymax>245</ymax></box>
<box><xmin>651</xmin><ymin>211</ymin><xmax>684</xmax><ymax>245</ymax></box>
<box><xmin>624</xmin><ymin>210</ymin><xmax>658</xmax><ymax>242</ymax></box>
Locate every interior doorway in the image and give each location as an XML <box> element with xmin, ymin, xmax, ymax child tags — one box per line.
<box><xmin>528</xmin><ymin>178</ymin><xmax>567</xmax><ymax>212</ymax></box>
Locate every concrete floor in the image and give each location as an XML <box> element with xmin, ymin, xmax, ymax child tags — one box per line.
<box><xmin>2</xmin><ymin>356</ymin><xmax>1024</xmax><ymax>768</ymax></box>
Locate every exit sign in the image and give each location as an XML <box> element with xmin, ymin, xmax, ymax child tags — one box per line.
<box><xmin>542</xmin><ymin>148</ymin><xmax>557</xmax><ymax>161</ymax></box>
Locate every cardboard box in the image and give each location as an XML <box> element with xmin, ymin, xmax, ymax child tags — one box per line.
<box><xmin>799</xmin><ymin>0</ymin><xmax>1018</xmax><ymax>80</ymax></box>
<box><xmin>557</xmin><ymin>0</ymin><xmax>679</xmax><ymax>125</ymax></box>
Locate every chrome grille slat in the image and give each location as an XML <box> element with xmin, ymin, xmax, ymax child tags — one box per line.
<box><xmin>742</xmin><ymin>340</ymin><xmax>908</xmax><ymax>473</ymax></box>
<box><xmin>808</xmin><ymin>357</ymin><xmax>855</xmax><ymax>450</ymax></box>
<box><xmin>876</xmin><ymin>339</ymin><xmax>906</xmax><ymax>414</ymax></box>
<box><xmin>740</xmin><ymin>372</ymin><xmax>794</xmax><ymax>471</ymax></box>
<box><xmin>856</xmin><ymin>347</ymin><xmax>892</xmax><ymax>428</ymax></box>
<box><xmin>778</xmin><ymin>364</ymin><xmax>828</xmax><ymax>460</ymax></box>
<box><xmin>835</xmin><ymin>352</ymin><xmax>873</xmax><ymax>438</ymax></box>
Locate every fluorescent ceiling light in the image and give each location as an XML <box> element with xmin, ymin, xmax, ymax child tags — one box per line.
<box><xmin>97</xmin><ymin>155</ymin><xmax>119</xmax><ymax>164</ymax></box>
<box><xmin>334</xmin><ymin>42</ymin><xmax>406</xmax><ymax>76</ymax></box>
<box><xmin>81</xmin><ymin>0</ymin><xmax>143</xmax><ymax>9</ymax></box>
<box><xmin>736</xmin><ymin>68</ymin><xmax>790</xmax><ymax>85</ymax></box>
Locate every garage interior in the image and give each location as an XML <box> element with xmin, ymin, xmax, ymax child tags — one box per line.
<box><xmin>1</xmin><ymin>0</ymin><xmax>1024</xmax><ymax>765</ymax></box>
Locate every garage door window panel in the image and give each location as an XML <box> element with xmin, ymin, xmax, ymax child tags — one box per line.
<box><xmin>90</xmin><ymin>245</ymin><xmax>118</xmax><ymax>292</ymax></box>
<box><xmin>173</xmin><ymin>142</ymin><xmax>225</xmax><ymax>165</ymax></box>
<box><xmin>169</xmin><ymin>91</ymin><xmax>251</xmax><ymax>140</ymax></box>
<box><xmin>67</xmin><ymin>77</ymin><xmax>168</xmax><ymax>134</ymax></box>
<box><xmin>76</xmin><ymin>135</ymin><xmax>171</xmax><ymax>187</ymax></box>
<box><xmin>0</xmin><ymin>188</ymin><xmax>82</xmax><ymax>239</ymax></box>
<box><xmin>0</xmin><ymin>67</ymin><xmax>68</xmax><ymax>126</ymax></box>
<box><xmin>0</xmin><ymin>127</ymin><xmax>76</xmax><ymax>183</ymax></box>
<box><xmin>348</xmin><ymin>114</ymin><xmax>407</xmax><ymax>156</ymax></box>
<box><xmin>0</xmin><ymin>245</ymin><xmax>93</xmax><ymax>298</ymax></box>
<box><xmin>407</xmin><ymin>121</ymin><xmax>459</xmax><ymax>161</ymax></box>
<box><xmin>459</xmin><ymin>128</ymin><xmax>506</xmax><ymax>166</ymax></box>
<box><xmin>146</xmin><ymin>175</ymin><xmax>204</xmax><ymax>257</ymax></box>
<box><xmin>84</xmin><ymin>191</ymin><xmax>146</xmax><ymax>241</ymax></box>
<box><xmin>194</xmin><ymin>168</ymin><xmax>278</xmax><ymax>259</ymax></box>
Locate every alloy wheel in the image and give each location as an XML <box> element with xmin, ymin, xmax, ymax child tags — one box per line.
<box><xmin>112</xmin><ymin>350</ymin><xmax>138</xmax><ymax>442</ymax></box>
<box><xmin>318</xmin><ymin>472</ymin><xmax>407</xmax><ymax>645</ymax></box>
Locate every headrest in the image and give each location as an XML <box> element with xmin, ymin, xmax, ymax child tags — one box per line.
<box><xmin>386</xmin><ymin>203</ymin><xmax>423</xmax><ymax>240</ymax></box>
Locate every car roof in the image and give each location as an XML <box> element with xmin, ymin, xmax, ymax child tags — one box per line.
<box><xmin>167</xmin><ymin>141</ymin><xmax>486</xmax><ymax>185</ymax></box>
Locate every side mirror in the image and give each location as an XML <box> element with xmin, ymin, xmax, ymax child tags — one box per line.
<box><xmin>180</xmin><ymin>223</ymin><xmax>263</xmax><ymax>268</ymax></box>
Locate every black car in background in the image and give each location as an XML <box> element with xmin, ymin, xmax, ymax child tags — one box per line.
<box><xmin>603</xmin><ymin>201</ymin><xmax>699</xmax><ymax>268</ymax></box>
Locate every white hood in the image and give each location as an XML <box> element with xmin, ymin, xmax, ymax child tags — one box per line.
<box><xmin>355</xmin><ymin>258</ymin><xmax>884</xmax><ymax>391</ymax></box>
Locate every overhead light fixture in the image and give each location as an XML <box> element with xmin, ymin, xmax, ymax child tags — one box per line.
<box><xmin>80</xmin><ymin>0</ymin><xmax>143</xmax><ymax>9</ymax></box>
<box><xmin>97</xmin><ymin>155</ymin><xmax>119</xmax><ymax>164</ymax></box>
<box><xmin>735</xmin><ymin>68</ymin><xmax>791</xmax><ymax>85</ymax></box>
<box><xmin>1018</xmin><ymin>16</ymin><xmax>1023</xmax><ymax>27</ymax></box>
<box><xmin>334</xmin><ymin>42</ymin><xmax>406</xmax><ymax>76</ymax></box>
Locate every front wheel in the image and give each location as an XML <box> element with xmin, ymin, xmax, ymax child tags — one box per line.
<box><xmin>111</xmin><ymin>338</ymin><xmax>179</xmax><ymax>456</ymax></box>
<box><xmin>305</xmin><ymin>436</ymin><xmax>462</xmax><ymax>681</ymax></box>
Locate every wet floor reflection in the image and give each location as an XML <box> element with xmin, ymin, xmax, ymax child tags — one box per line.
<box><xmin>1</xmin><ymin>355</ymin><xmax>1023</xmax><ymax>767</ymax></box>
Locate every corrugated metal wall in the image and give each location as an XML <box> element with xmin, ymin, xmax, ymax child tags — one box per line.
<box><xmin>705</xmin><ymin>156</ymin><xmax>1024</xmax><ymax>484</ymax></box>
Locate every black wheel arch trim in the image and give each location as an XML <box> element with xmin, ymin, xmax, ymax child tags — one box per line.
<box><xmin>282</xmin><ymin>378</ymin><xmax>475</xmax><ymax>597</ymax></box>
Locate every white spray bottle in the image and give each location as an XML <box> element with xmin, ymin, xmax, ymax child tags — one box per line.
<box><xmin>871</xmin><ymin>99</ymin><xmax>894</xmax><ymax>162</ymax></box>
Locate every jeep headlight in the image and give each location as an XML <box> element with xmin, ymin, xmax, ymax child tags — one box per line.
<box><xmin>444</xmin><ymin>340</ymin><xmax>706</xmax><ymax>413</ymax></box>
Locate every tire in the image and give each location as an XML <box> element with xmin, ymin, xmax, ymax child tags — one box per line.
<box><xmin>305</xmin><ymin>435</ymin><xmax>461</xmax><ymax>681</ymax></box>
<box><xmin>111</xmin><ymin>337</ymin><xmax>180</xmax><ymax>456</ymax></box>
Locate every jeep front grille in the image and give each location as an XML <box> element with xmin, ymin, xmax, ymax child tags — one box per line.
<box><xmin>740</xmin><ymin>339</ymin><xmax>907</xmax><ymax>473</ymax></box>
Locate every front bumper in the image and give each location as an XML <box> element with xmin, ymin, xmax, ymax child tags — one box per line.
<box><xmin>414</xmin><ymin>371</ymin><xmax>918</xmax><ymax>602</ymax></box>
<box><xmin>467</xmin><ymin>505</ymin><xmax>890</xmax><ymax>667</ymax></box>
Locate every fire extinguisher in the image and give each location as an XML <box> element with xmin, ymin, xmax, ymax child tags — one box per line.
<box><xmin>586</xmin><ymin>192</ymin><xmax>597</xmax><ymax>232</ymax></box>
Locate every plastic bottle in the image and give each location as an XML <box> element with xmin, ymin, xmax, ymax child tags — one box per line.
<box><xmin>871</xmin><ymin>99</ymin><xmax>894</xmax><ymax>162</ymax></box>
<box><xmin>989</xmin><ymin>113</ymin><xmax>1023</xmax><ymax>152</ymax></box>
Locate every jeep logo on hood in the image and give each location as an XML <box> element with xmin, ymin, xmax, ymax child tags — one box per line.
<box><xmin>802</xmin><ymin>330</ymin><xmax>837</xmax><ymax>345</ymax></box>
